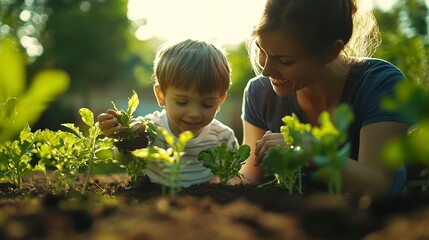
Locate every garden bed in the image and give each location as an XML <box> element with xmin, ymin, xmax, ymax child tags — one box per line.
<box><xmin>1</xmin><ymin>173</ymin><xmax>429</xmax><ymax>240</ymax></box>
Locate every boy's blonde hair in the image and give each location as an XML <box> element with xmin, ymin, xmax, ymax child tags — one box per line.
<box><xmin>153</xmin><ymin>39</ymin><xmax>231</xmax><ymax>96</ymax></box>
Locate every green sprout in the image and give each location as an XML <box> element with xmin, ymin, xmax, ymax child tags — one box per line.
<box><xmin>198</xmin><ymin>142</ymin><xmax>250</xmax><ymax>185</ymax></box>
<box><xmin>132</xmin><ymin>129</ymin><xmax>193</xmax><ymax>196</ymax></box>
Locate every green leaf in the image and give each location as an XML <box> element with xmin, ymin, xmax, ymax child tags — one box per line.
<box><xmin>95</xmin><ymin>148</ymin><xmax>113</xmax><ymax>160</ymax></box>
<box><xmin>0</xmin><ymin>37</ymin><xmax>25</xmax><ymax>102</ymax></box>
<box><xmin>177</xmin><ymin>131</ymin><xmax>193</xmax><ymax>152</ymax></box>
<box><xmin>128</xmin><ymin>90</ymin><xmax>139</xmax><ymax>116</ymax></box>
<box><xmin>79</xmin><ymin>108</ymin><xmax>94</xmax><ymax>127</ymax></box>
<box><xmin>236</xmin><ymin>144</ymin><xmax>251</xmax><ymax>162</ymax></box>
<box><xmin>61</xmin><ymin>123</ymin><xmax>84</xmax><ymax>138</ymax></box>
<box><xmin>111</xmin><ymin>101</ymin><xmax>119</xmax><ymax>112</ymax></box>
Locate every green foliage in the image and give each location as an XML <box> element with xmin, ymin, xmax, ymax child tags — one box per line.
<box><xmin>227</xmin><ymin>43</ymin><xmax>256</xmax><ymax>96</ymax></box>
<box><xmin>31</xmin><ymin>0</ymin><xmax>134</xmax><ymax>93</ymax></box>
<box><xmin>306</xmin><ymin>105</ymin><xmax>354</xmax><ymax>195</ymax></box>
<box><xmin>0</xmin><ymin>37</ymin><xmax>69</xmax><ymax>143</ymax></box>
<box><xmin>374</xmin><ymin>3</ymin><xmax>429</xmax><ymax>88</ymax></box>
<box><xmin>109</xmin><ymin>90</ymin><xmax>157</xmax><ymax>187</ymax></box>
<box><xmin>381</xmin><ymin>81</ymin><xmax>429</xmax><ymax>169</ymax></box>
<box><xmin>198</xmin><ymin>143</ymin><xmax>250</xmax><ymax>185</ymax></box>
<box><xmin>263</xmin><ymin>104</ymin><xmax>354</xmax><ymax>195</ymax></box>
<box><xmin>261</xmin><ymin>113</ymin><xmax>310</xmax><ymax>194</ymax></box>
<box><xmin>32</xmin><ymin>108</ymin><xmax>114</xmax><ymax>193</ymax></box>
<box><xmin>132</xmin><ymin>130</ymin><xmax>193</xmax><ymax>196</ymax></box>
<box><xmin>0</xmin><ymin>0</ymin><xmax>48</xmax><ymax>60</ymax></box>
<box><xmin>0</xmin><ymin>125</ymin><xmax>34</xmax><ymax>189</ymax></box>
<box><xmin>263</xmin><ymin>145</ymin><xmax>307</xmax><ymax>194</ymax></box>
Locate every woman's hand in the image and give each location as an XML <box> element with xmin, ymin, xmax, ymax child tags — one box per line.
<box><xmin>254</xmin><ymin>131</ymin><xmax>287</xmax><ymax>166</ymax></box>
<box><xmin>97</xmin><ymin>109</ymin><xmax>129</xmax><ymax>139</ymax></box>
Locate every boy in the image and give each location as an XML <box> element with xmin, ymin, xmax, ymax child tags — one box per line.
<box><xmin>97</xmin><ymin>39</ymin><xmax>238</xmax><ymax>187</ymax></box>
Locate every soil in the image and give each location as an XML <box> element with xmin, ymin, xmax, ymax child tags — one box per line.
<box><xmin>1</xmin><ymin>173</ymin><xmax>429</xmax><ymax>240</ymax></box>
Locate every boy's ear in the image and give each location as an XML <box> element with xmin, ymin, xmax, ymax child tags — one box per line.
<box><xmin>324</xmin><ymin>39</ymin><xmax>344</xmax><ymax>63</ymax></box>
<box><xmin>153</xmin><ymin>84</ymin><xmax>165</xmax><ymax>107</ymax></box>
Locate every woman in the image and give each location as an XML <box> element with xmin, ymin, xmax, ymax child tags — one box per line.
<box><xmin>240</xmin><ymin>0</ymin><xmax>411</xmax><ymax>197</ymax></box>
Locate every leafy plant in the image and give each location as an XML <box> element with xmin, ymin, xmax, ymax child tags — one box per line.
<box><xmin>198</xmin><ymin>143</ymin><xmax>250</xmax><ymax>185</ymax></box>
<box><xmin>0</xmin><ymin>125</ymin><xmax>34</xmax><ymax>189</ymax></box>
<box><xmin>111</xmin><ymin>90</ymin><xmax>157</xmax><ymax>147</ymax></box>
<box><xmin>307</xmin><ymin>105</ymin><xmax>354</xmax><ymax>195</ymax></box>
<box><xmin>262</xmin><ymin>114</ymin><xmax>310</xmax><ymax>194</ymax></box>
<box><xmin>132</xmin><ymin>129</ymin><xmax>193</xmax><ymax>196</ymax></box>
<box><xmin>109</xmin><ymin>90</ymin><xmax>157</xmax><ymax>186</ymax></box>
<box><xmin>32</xmin><ymin>108</ymin><xmax>114</xmax><ymax>193</ymax></box>
<box><xmin>262</xmin><ymin>104</ymin><xmax>353</xmax><ymax>195</ymax></box>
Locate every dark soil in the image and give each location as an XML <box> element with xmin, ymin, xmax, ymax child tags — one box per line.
<box><xmin>1</xmin><ymin>173</ymin><xmax>429</xmax><ymax>240</ymax></box>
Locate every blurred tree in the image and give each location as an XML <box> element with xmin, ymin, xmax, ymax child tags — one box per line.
<box><xmin>227</xmin><ymin>43</ymin><xmax>255</xmax><ymax>96</ymax></box>
<box><xmin>373</xmin><ymin>1</ymin><xmax>429</xmax><ymax>88</ymax></box>
<box><xmin>30</xmin><ymin>0</ymin><xmax>134</xmax><ymax>94</ymax></box>
<box><xmin>23</xmin><ymin>0</ymin><xmax>158</xmax><ymax>130</ymax></box>
<box><xmin>0</xmin><ymin>0</ymin><xmax>48</xmax><ymax>61</ymax></box>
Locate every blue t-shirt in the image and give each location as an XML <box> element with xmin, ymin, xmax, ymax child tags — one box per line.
<box><xmin>242</xmin><ymin>58</ymin><xmax>411</xmax><ymax>195</ymax></box>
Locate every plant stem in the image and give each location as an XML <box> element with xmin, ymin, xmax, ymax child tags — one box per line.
<box><xmin>82</xmin><ymin>135</ymin><xmax>97</xmax><ymax>194</ymax></box>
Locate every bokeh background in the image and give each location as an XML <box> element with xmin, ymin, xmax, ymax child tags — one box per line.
<box><xmin>1</xmin><ymin>0</ymin><xmax>428</xmax><ymax>143</ymax></box>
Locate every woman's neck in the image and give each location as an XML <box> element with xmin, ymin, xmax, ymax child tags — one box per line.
<box><xmin>296</xmin><ymin>59</ymin><xmax>350</xmax><ymax>125</ymax></box>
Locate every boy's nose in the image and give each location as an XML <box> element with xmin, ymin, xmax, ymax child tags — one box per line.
<box><xmin>187</xmin><ymin>107</ymin><xmax>202</xmax><ymax>118</ymax></box>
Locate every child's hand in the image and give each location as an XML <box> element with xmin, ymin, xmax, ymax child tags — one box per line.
<box><xmin>97</xmin><ymin>109</ymin><xmax>129</xmax><ymax>138</ymax></box>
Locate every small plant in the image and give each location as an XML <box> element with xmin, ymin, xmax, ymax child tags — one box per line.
<box><xmin>262</xmin><ymin>114</ymin><xmax>310</xmax><ymax>194</ymax></box>
<box><xmin>0</xmin><ymin>125</ymin><xmax>34</xmax><ymax>189</ymax></box>
<box><xmin>307</xmin><ymin>104</ymin><xmax>354</xmax><ymax>195</ymax></box>
<box><xmin>262</xmin><ymin>104</ymin><xmax>353</xmax><ymax>195</ymax></box>
<box><xmin>0</xmin><ymin>37</ymin><xmax>68</xmax><ymax>189</ymax></box>
<box><xmin>111</xmin><ymin>90</ymin><xmax>157</xmax><ymax>151</ymax></box>
<box><xmin>198</xmin><ymin>143</ymin><xmax>250</xmax><ymax>185</ymax></box>
<box><xmin>33</xmin><ymin>108</ymin><xmax>115</xmax><ymax>193</ymax></box>
<box><xmin>132</xmin><ymin>129</ymin><xmax>193</xmax><ymax>196</ymax></box>
<box><xmin>109</xmin><ymin>90</ymin><xmax>157</xmax><ymax>186</ymax></box>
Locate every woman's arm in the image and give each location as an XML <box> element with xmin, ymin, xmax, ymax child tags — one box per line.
<box><xmin>240</xmin><ymin>120</ymin><xmax>269</xmax><ymax>184</ymax></box>
<box><xmin>342</xmin><ymin>121</ymin><xmax>409</xmax><ymax>197</ymax></box>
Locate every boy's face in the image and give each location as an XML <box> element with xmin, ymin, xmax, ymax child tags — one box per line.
<box><xmin>154</xmin><ymin>85</ymin><xmax>227</xmax><ymax>137</ymax></box>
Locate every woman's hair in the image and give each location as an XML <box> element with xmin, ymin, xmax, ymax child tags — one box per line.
<box><xmin>153</xmin><ymin>39</ymin><xmax>231</xmax><ymax>96</ymax></box>
<box><xmin>247</xmin><ymin>0</ymin><xmax>381</xmax><ymax>74</ymax></box>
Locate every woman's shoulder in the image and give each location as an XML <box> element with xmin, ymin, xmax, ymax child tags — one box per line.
<box><xmin>353</xmin><ymin>57</ymin><xmax>405</xmax><ymax>79</ymax></box>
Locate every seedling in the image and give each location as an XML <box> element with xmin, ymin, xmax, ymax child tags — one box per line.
<box><xmin>262</xmin><ymin>145</ymin><xmax>307</xmax><ymax>194</ymax></box>
<box><xmin>198</xmin><ymin>142</ymin><xmax>250</xmax><ymax>185</ymax></box>
<box><xmin>0</xmin><ymin>125</ymin><xmax>34</xmax><ymax>189</ymax></box>
<box><xmin>33</xmin><ymin>108</ymin><xmax>114</xmax><ymax>193</ymax></box>
<box><xmin>307</xmin><ymin>104</ymin><xmax>354</xmax><ymax>195</ymax></box>
<box><xmin>109</xmin><ymin>90</ymin><xmax>157</xmax><ymax>186</ymax></box>
<box><xmin>262</xmin><ymin>104</ymin><xmax>353</xmax><ymax>195</ymax></box>
<box><xmin>262</xmin><ymin>113</ymin><xmax>310</xmax><ymax>194</ymax></box>
<box><xmin>132</xmin><ymin>129</ymin><xmax>193</xmax><ymax>196</ymax></box>
<box><xmin>111</xmin><ymin>90</ymin><xmax>156</xmax><ymax>151</ymax></box>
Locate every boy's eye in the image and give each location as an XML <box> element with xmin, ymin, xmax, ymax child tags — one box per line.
<box><xmin>203</xmin><ymin>103</ymin><xmax>214</xmax><ymax>108</ymax></box>
<box><xmin>279</xmin><ymin>58</ymin><xmax>294</xmax><ymax>65</ymax></box>
<box><xmin>176</xmin><ymin>101</ymin><xmax>187</xmax><ymax>106</ymax></box>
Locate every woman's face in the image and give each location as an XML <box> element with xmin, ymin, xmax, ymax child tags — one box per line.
<box><xmin>256</xmin><ymin>30</ymin><xmax>326</xmax><ymax>97</ymax></box>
